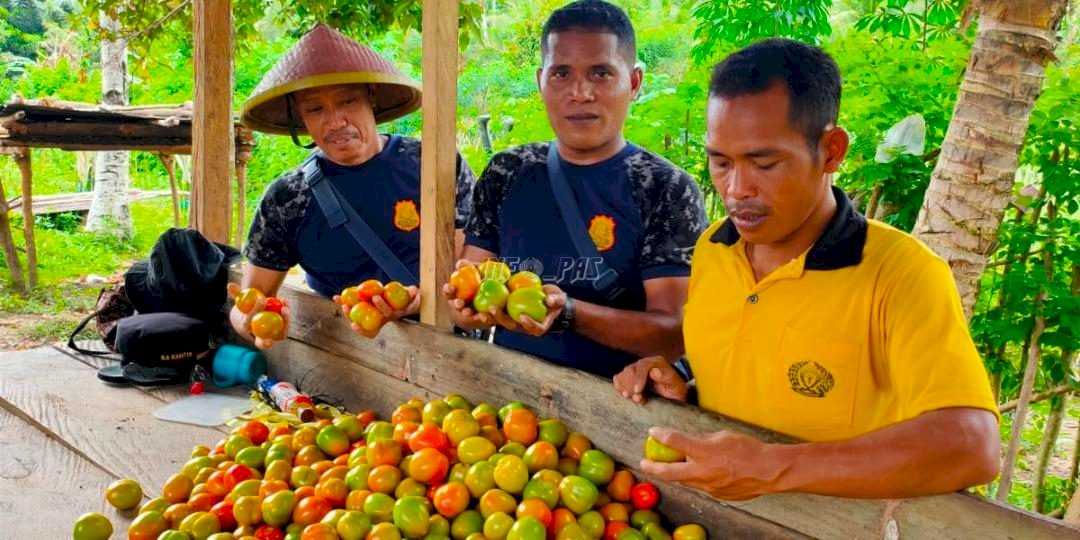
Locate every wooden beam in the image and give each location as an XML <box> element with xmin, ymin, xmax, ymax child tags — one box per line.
<box><xmin>419</xmin><ymin>0</ymin><xmax>459</xmax><ymax>328</ymax></box>
<box><xmin>234</xmin><ymin>126</ymin><xmax>255</xmax><ymax>246</ymax></box>
<box><xmin>252</xmin><ymin>278</ymin><xmax>1080</xmax><ymax>540</ymax></box>
<box><xmin>189</xmin><ymin>0</ymin><xmax>234</xmax><ymax>244</ymax></box>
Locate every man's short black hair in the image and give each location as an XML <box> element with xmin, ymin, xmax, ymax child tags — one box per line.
<box><xmin>540</xmin><ymin>0</ymin><xmax>636</xmax><ymax>65</ymax></box>
<box><xmin>709</xmin><ymin>38</ymin><xmax>841</xmax><ymax>149</ymax></box>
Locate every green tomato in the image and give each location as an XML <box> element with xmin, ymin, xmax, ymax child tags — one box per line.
<box><xmin>472</xmin><ymin>279</ymin><xmax>510</xmax><ymax>313</ymax></box>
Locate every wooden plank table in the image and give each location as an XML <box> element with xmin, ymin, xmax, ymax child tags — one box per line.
<box><xmin>0</xmin><ymin>345</ymin><xmax>241</xmax><ymax>539</ymax></box>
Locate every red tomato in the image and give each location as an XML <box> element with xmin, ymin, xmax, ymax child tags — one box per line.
<box><xmin>210</xmin><ymin>500</ymin><xmax>237</xmax><ymax>530</ymax></box>
<box><xmin>264</xmin><ymin>297</ymin><xmax>285</xmax><ymax>314</ymax></box>
<box><xmin>292</xmin><ymin>495</ymin><xmax>332</xmax><ymax>526</ymax></box>
<box><xmin>254</xmin><ymin>525</ymin><xmax>286</xmax><ymax>540</ymax></box>
<box><xmin>238</xmin><ymin>420</ymin><xmax>271</xmax><ymax>445</ymax></box>
<box><xmin>224</xmin><ymin>464</ymin><xmax>256</xmax><ymax>492</ymax></box>
<box><xmin>630</xmin><ymin>482</ymin><xmax>660</xmax><ymax>510</ymax></box>
<box><xmin>604</xmin><ymin>521</ymin><xmax>630</xmax><ymax>540</ymax></box>
<box><xmin>409</xmin><ymin>422</ymin><xmax>450</xmax><ymax>453</ymax></box>
<box><xmin>409</xmin><ymin>447</ymin><xmax>450</xmax><ymax>484</ymax></box>
<box><xmin>357</xmin><ymin>280</ymin><xmax>385</xmax><ymax>302</ymax></box>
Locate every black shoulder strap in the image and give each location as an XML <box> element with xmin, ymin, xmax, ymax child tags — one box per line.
<box><xmin>304</xmin><ymin>153</ymin><xmax>419</xmax><ymax>285</ymax></box>
<box><xmin>545</xmin><ymin>142</ymin><xmax>623</xmax><ymax>300</ymax></box>
<box><xmin>67</xmin><ymin>302</ymin><xmax>127</xmax><ymax>357</ymax></box>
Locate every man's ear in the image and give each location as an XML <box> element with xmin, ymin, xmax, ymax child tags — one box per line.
<box><xmin>630</xmin><ymin>65</ymin><xmax>644</xmax><ymax>100</ymax></box>
<box><xmin>821</xmin><ymin>126</ymin><xmax>850</xmax><ymax>174</ymax></box>
<box><xmin>536</xmin><ymin>67</ymin><xmax>544</xmax><ymax>94</ymax></box>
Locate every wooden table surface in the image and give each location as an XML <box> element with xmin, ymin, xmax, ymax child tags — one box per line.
<box><xmin>0</xmin><ymin>344</ymin><xmax>245</xmax><ymax>539</ymax></box>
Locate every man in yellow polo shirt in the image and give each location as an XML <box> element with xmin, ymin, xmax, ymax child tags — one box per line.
<box><xmin>613</xmin><ymin>38</ymin><xmax>1000</xmax><ymax>499</ymax></box>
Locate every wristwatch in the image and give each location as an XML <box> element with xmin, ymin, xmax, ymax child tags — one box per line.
<box><xmin>551</xmin><ymin>296</ymin><xmax>575</xmax><ymax>333</ymax></box>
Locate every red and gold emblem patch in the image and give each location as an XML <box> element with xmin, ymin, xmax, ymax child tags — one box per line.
<box><xmin>588</xmin><ymin>214</ymin><xmax>616</xmax><ymax>252</ymax></box>
<box><xmin>393</xmin><ymin>199</ymin><xmax>420</xmax><ymax>232</ymax></box>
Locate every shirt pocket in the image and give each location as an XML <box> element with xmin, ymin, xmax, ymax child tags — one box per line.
<box><xmin>771</xmin><ymin>325</ymin><xmax>862</xmax><ymax>432</ymax></box>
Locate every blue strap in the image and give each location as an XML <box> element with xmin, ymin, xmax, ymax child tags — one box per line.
<box><xmin>305</xmin><ymin>153</ymin><xmax>419</xmax><ymax>285</ymax></box>
<box><xmin>546</xmin><ymin>142</ymin><xmax>623</xmax><ymax>300</ymax></box>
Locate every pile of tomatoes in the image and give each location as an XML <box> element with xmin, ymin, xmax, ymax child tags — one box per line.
<box><xmin>450</xmin><ymin>261</ymin><xmax>549</xmax><ymax>323</ymax></box>
<box><xmin>74</xmin><ymin>395</ymin><xmax>706</xmax><ymax>540</ymax></box>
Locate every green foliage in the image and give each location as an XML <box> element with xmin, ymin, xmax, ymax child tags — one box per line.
<box><xmin>854</xmin><ymin>0</ymin><xmax>963</xmax><ymax>44</ymax></box>
<box><xmin>690</xmin><ymin>0</ymin><xmax>833</xmax><ymax>63</ymax></box>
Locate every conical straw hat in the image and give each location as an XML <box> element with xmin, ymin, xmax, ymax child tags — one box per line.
<box><xmin>241</xmin><ymin>24</ymin><xmax>421</xmax><ymax>134</ymax></box>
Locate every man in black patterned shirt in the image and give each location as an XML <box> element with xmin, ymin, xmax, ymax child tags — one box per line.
<box><xmin>444</xmin><ymin>1</ymin><xmax>708</xmax><ymax>378</ymax></box>
<box><xmin>233</xmin><ymin>24</ymin><xmax>475</xmax><ymax>348</ymax></box>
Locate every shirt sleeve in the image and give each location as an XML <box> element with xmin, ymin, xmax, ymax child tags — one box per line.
<box><xmin>639</xmin><ymin>168</ymin><xmax>709</xmax><ymax>280</ymax></box>
<box><xmin>464</xmin><ymin>151</ymin><xmax>516</xmax><ymax>254</ymax></box>
<box><xmin>883</xmin><ymin>250</ymin><xmax>999</xmax><ymax>420</ymax></box>
<box><xmin>455</xmin><ymin>152</ymin><xmax>477</xmax><ymax>230</ymax></box>
<box><xmin>243</xmin><ymin>173</ymin><xmax>304</xmax><ymax>272</ymax></box>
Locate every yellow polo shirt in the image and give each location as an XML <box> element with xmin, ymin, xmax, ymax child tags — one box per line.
<box><xmin>683</xmin><ymin>188</ymin><xmax>997</xmax><ymax>442</ymax></box>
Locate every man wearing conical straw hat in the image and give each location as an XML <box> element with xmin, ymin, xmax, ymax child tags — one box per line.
<box><xmin>228</xmin><ymin>24</ymin><xmax>476</xmax><ymax>348</ymax></box>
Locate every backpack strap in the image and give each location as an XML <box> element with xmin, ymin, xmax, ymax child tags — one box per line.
<box><xmin>304</xmin><ymin>153</ymin><xmax>419</xmax><ymax>285</ymax></box>
<box><xmin>67</xmin><ymin>298</ymin><xmax>129</xmax><ymax>356</ymax></box>
<box><xmin>545</xmin><ymin>142</ymin><xmax>624</xmax><ymax>301</ymax></box>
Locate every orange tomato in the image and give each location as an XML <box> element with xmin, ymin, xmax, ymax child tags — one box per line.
<box><xmin>251</xmin><ymin>310</ymin><xmax>286</xmax><ymax>340</ymax></box>
<box><xmin>340</xmin><ymin>286</ymin><xmax>361</xmax><ymax>306</ymax></box>
<box><xmin>561</xmin><ymin>432</ymin><xmax>592</xmax><ymax>461</ymax></box>
<box><xmin>311</xmin><ymin>460</ymin><xmax>335</xmax><ymax>477</ymax></box>
<box><xmin>382</xmin><ymin>281</ymin><xmax>412</xmax><ymax>311</ymax></box>
<box><xmin>188</xmin><ymin>492</ymin><xmax>221</xmax><ymax>512</ymax></box>
<box><xmin>367</xmin><ymin>465</ymin><xmax>403</xmax><ymax>494</ymax></box>
<box><xmin>599</xmin><ymin>502</ymin><xmax>630</xmax><ymax>523</ymax></box>
<box><xmin>295</xmin><ymin>485</ymin><xmax>317</xmax><ymax>501</ymax></box>
<box><xmin>320</xmin><ymin>466</ymin><xmax>350</xmax><ymax>483</ymax></box>
<box><xmin>606</xmin><ymin>470</ymin><xmax>634</xmax><ymax>502</ymax></box>
<box><xmin>162</xmin><ymin>473</ymin><xmax>194</xmax><ymax>504</ymax></box>
<box><xmin>432</xmin><ymin>482</ymin><xmax>470</xmax><ymax>518</ymax></box>
<box><xmin>357</xmin><ymin>410</ymin><xmax>378</xmax><ymax>426</ymax></box>
<box><xmin>301</xmin><ymin>522</ymin><xmax>339</xmax><ymax>540</ymax></box>
<box><xmin>409</xmin><ymin>448</ymin><xmax>450</xmax><ymax>484</ymax></box>
<box><xmin>345</xmin><ymin>489</ymin><xmax>371</xmax><ymax>511</ymax></box>
<box><xmin>260</xmin><ymin>480</ymin><xmax>290</xmax><ymax>499</ymax></box>
<box><xmin>349</xmin><ymin>301</ymin><xmax>385</xmax><ymax>333</ymax></box>
<box><xmin>393</xmin><ymin>421</ymin><xmax>420</xmax><ymax>446</ymax></box>
<box><xmin>479</xmin><ymin>489</ymin><xmax>517</xmax><ymax>518</ymax></box>
<box><xmin>366</xmin><ymin>439</ymin><xmax>403</xmax><ymax>467</ymax></box>
<box><xmin>522</xmin><ymin>441</ymin><xmax>559</xmax><ymax>473</ymax></box>
<box><xmin>315</xmin><ymin>477</ymin><xmax>349</xmax><ymax>508</ymax></box>
<box><xmin>295</xmin><ymin>445</ymin><xmax>328</xmax><ymax>467</ymax></box>
<box><xmin>205</xmin><ymin>471</ymin><xmax>229</xmax><ymax>497</ymax></box>
<box><xmin>604</xmin><ymin>521</ymin><xmax>630</xmax><ymax>540</ymax></box>
<box><xmin>449</xmin><ymin>265</ymin><xmax>482</xmax><ymax>301</ymax></box>
<box><xmin>550</xmin><ymin>508</ymin><xmax>577</xmax><ymax>535</ymax></box>
<box><xmin>479</xmin><ymin>425</ymin><xmax>506</xmax><ymax>449</ymax></box>
<box><xmin>503</xmin><ymin>409</ymin><xmax>538</xmax><ymax>446</ymax></box>
<box><xmin>517</xmin><ymin>498</ymin><xmax>553</xmax><ymax>527</ymax></box>
<box><xmin>392</xmin><ymin>404</ymin><xmax>423</xmax><ymax>425</ymax></box>
<box><xmin>292</xmin><ymin>495</ymin><xmax>332</xmax><ymax>526</ymax></box>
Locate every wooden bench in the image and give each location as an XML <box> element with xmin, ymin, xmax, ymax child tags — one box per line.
<box><xmin>5</xmin><ymin>189</ymin><xmax>186</xmax><ymax>217</ymax></box>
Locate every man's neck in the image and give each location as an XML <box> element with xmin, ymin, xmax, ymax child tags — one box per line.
<box><xmin>745</xmin><ymin>187</ymin><xmax>837</xmax><ymax>282</ymax></box>
<box><xmin>556</xmin><ymin>136</ymin><xmax>627</xmax><ymax>166</ymax></box>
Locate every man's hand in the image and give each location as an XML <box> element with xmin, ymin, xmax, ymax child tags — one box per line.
<box><xmin>498</xmin><ymin>284</ymin><xmax>566</xmax><ymax>337</ymax></box>
<box><xmin>614</xmin><ymin>356</ymin><xmax>688</xmax><ymax>405</ymax></box>
<box><xmin>640</xmin><ymin>427</ymin><xmax>785</xmax><ymax>501</ymax></box>
<box><xmin>228</xmin><ymin>282</ymin><xmax>291</xmax><ymax>350</ymax></box>
<box><xmin>333</xmin><ymin>285</ymin><xmax>420</xmax><ymax>340</ymax></box>
<box><xmin>444</xmin><ymin>259</ymin><xmax>497</xmax><ymax>331</ymax></box>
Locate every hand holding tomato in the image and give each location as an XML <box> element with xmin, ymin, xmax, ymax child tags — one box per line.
<box><xmin>443</xmin><ymin>259</ymin><xmax>497</xmax><ymax>331</ymax></box>
<box><xmin>334</xmin><ymin>280</ymin><xmax>420</xmax><ymax>339</ymax></box>
<box><xmin>640</xmin><ymin>427</ymin><xmax>780</xmax><ymax>501</ymax></box>
<box><xmin>228</xmin><ymin>283</ymin><xmax>290</xmax><ymax>350</ymax></box>
<box><xmin>613</xmin><ymin>356</ymin><xmax>688</xmax><ymax>405</ymax></box>
<box><xmin>495</xmin><ymin>284</ymin><xmax>566</xmax><ymax>337</ymax></box>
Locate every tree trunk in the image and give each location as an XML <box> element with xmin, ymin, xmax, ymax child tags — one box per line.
<box><xmin>85</xmin><ymin>13</ymin><xmax>132</xmax><ymax>238</ymax></box>
<box><xmin>912</xmin><ymin>0</ymin><xmax>1069</xmax><ymax>319</ymax></box>
<box><xmin>997</xmin><ymin>201</ymin><xmax>1058</xmax><ymax>501</ymax></box>
<box><xmin>0</xmin><ymin>173</ymin><xmax>26</xmax><ymax>294</ymax></box>
<box><xmin>14</xmin><ymin>150</ymin><xmax>36</xmax><ymax>289</ymax></box>
<box><xmin>1033</xmin><ymin>395</ymin><xmax>1067</xmax><ymax>513</ymax></box>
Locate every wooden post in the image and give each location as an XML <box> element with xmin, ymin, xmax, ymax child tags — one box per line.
<box><xmin>158</xmin><ymin>153</ymin><xmax>181</xmax><ymax>227</ymax></box>
<box><xmin>234</xmin><ymin>127</ymin><xmax>255</xmax><ymax>246</ymax></box>
<box><xmin>13</xmin><ymin>148</ymin><xmax>37</xmax><ymax>289</ymax></box>
<box><xmin>189</xmin><ymin>0</ymin><xmax>234</xmax><ymax>244</ymax></box>
<box><xmin>419</xmin><ymin>0</ymin><xmax>459</xmax><ymax>328</ymax></box>
<box><xmin>0</xmin><ymin>168</ymin><xmax>26</xmax><ymax>294</ymax></box>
